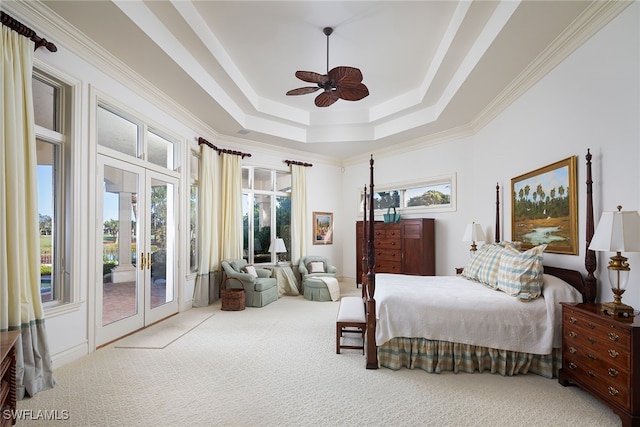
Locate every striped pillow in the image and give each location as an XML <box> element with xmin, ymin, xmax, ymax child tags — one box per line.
<box><xmin>461</xmin><ymin>243</ymin><xmax>506</xmax><ymax>289</ymax></box>
<box><xmin>497</xmin><ymin>244</ymin><xmax>547</xmax><ymax>301</ymax></box>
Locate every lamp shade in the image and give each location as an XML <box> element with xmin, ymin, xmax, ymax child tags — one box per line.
<box><xmin>269</xmin><ymin>238</ymin><xmax>287</xmax><ymax>254</ymax></box>
<box><xmin>462</xmin><ymin>222</ymin><xmax>485</xmax><ymax>243</ymax></box>
<box><xmin>589</xmin><ymin>208</ymin><xmax>640</xmax><ymax>253</ymax></box>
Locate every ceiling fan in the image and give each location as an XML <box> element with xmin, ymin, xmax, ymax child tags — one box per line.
<box><xmin>286</xmin><ymin>27</ymin><xmax>369</xmax><ymax>107</ymax></box>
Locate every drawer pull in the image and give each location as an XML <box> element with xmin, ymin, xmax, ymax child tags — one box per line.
<box><xmin>608</xmin><ymin>332</ymin><xmax>619</xmax><ymax>342</ymax></box>
<box><xmin>587</xmin><ymin>371</ymin><xmax>596</xmax><ymax>378</ymax></box>
<box><xmin>569</xmin><ymin>317</ymin><xmax>577</xmax><ymax>324</ymax></box>
<box><xmin>608</xmin><ymin>368</ymin><xmax>619</xmax><ymax>377</ymax></box>
<box><xmin>608</xmin><ymin>349</ymin><xmax>619</xmax><ymax>358</ymax></box>
<box><xmin>608</xmin><ymin>386</ymin><xmax>619</xmax><ymax>396</ymax></box>
<box><xmin>587</xmin><ymin>322</ymin><xmax>596</xmax><ymax>329</ymax></box>
<box><xmin>569</xmin><ymin>347</ymin><xmax>577</xmax><ymax>354</ymax></box>
<box><xmin>588</xmin><ymin>354</ymin><xmax>597</xmax><ymax>361</ymax></box>
<box><xmin>568</xmin><ymin>362</ymin><xmax>577</xmax><ymax>370</ymax></box>
<box><xmin>568</xmin><ymin>331</ymin><xmax>577</xmax><ymax>338</ymax></box>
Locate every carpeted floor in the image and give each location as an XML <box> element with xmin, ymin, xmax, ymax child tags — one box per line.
<box><xmin>17</xmin><ymin>282</ymin><xmax>621</xmax><ymax>426</ymax></box>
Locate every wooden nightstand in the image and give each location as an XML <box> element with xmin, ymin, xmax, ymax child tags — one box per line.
<box><xmin>559</xmin><ymin>303</ymin><xmax>640</xmax><ymax>427</ymax></box>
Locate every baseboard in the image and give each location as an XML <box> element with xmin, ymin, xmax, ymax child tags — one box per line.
<box><xmin>51</xmin><ymin>341</ymin><xmax>88</xmax><ymax>369</ymax></box>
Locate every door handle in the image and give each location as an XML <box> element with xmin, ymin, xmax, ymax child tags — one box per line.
<box><xmin>147</xmin><ymin>253</ymin><xmax>152</xmax><ymax>270</ymax></box>
<box><xmin>140</xmin><ymin>252</ymin><xmax>146</xmax><ymax>270</ymax></box>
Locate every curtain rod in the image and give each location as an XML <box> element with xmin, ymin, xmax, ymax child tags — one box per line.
<box><xmin>198</xmin><ymin>137</ymin><xmax>251</xmax><ymax>159</ymax></box>
<box><xmin>1</xmin><ymin>11</ymin><xmax>57</xmax><ymax>52</ymax></box>
<box><xmin>284</xmin><ymin>160</ymin><xmax>313</xmax><ymax>167</ymax></box>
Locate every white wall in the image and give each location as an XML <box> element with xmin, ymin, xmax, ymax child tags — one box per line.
<box><xmin>343</xmin><ymin>2</ymin><xmax>640</xmax><ymax>305</ymax></box>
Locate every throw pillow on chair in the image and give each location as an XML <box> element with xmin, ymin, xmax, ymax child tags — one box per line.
<box><xmin>308</xmin><ymin>261</ymin><xmax>325</xmax><ymax>273</ymax></box>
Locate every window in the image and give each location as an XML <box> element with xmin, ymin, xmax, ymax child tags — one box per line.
<box><xmin>33</xmin><ymin>71</ymin><xmax>68</xmax><ymax>306</ymax></box>
<box><xmin>97</xmin><ymin>104</ymin><xmax>177</xmax><ymax>171</ymax></box>
<box><xmin>242</xmin><ymin>167</ymin><xmax>291</xmax><ymax>264</ymax></box>
<box><xmin>189</xmin><ymin>151</ymin><xmax>199</xmax><ymax>274</ymax></box>
<box><xmin>362</xmin><ymin>174</ymin><xmax>457</xmax><ymax>214</ymax></box>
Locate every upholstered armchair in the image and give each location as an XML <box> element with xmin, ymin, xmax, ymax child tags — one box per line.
<box><xmin>220</xmin><ymin>259</ymin><xmax>278</xmax><ymax>307</ymax></box>
<box><xmin>298</xmin><ymin>256</ymin><xmax>337</xmax><ymax>298</ymax></box>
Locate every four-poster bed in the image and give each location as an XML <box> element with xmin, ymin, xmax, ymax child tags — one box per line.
<box><xmin>362</xmin><ymin>150</ymin><xmax>598</xmax><ymax>377</ymax></box>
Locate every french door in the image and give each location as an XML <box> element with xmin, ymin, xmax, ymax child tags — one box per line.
<box><xmin>96</xmin><ymin>156</ymin><xmax>179</xmax><ymax>346</ymax></box>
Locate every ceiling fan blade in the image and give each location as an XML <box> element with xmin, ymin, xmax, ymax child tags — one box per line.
<box><xmin>315</xmin><ymin>91</ymin><xmax>339</xmax><ymax>107</ymax></box>
<box><xmin>286</xmin><ymin>87</ymin><xmax>321</xmax><ymax>96</ymax></box>
<box><xmin>328</xmin><ymin>66</ymin><xmax>363</xmax><ymax>87</ymax></box>
<box><xmin>338</xmin><ymin>84</ymin><xmax>369</xmax><ymax>101</ymax></box>
<box><xmin>295</xmin><ymin>71</ymin><xmax>327</xmax><ymax>84</ymax></box>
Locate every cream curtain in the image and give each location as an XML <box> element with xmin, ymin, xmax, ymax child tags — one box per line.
<box><xmin>193</xmin><ymin>145</ymin><xmax>219</xmax><ymax>307</ymax></box>
<box><xmin>1</xmin><ymin>26</ymin><xmax>55</xmax><ymax>398</ymax></box>
<box><xmin>219</xmin><ymin>153</ymin><xmax>243</xmax><ymax>260</ymax></box>
<box><xmin>291</xmin><ymin>165</ymin><xmax>309</xmax><ymax>263</ymax></box>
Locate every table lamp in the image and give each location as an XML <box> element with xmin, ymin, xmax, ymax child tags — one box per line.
<box><xmin>462</xmin><ymin>222</ymin><xmax>485</xmax><ymax>256</ymax></box>
<box><xmin>269</xmin><ymin>238</ymin><xmax>287</xmax><ymax>264</ymax></box>
<box><xmin>589</xmin><ymin>206</ymin><xmax>640</xmax><ymax>317</ymax></box>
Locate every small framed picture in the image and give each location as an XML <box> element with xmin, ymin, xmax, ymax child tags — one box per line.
<box><xmin>313</xmin><ymin>212</ymin><xmax>333</xmax><ymax>245</ymax></box>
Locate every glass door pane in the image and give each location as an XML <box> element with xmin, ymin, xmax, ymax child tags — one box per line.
<box><xmin>149</xmin><ymin>177</ymin><xmax>174</xmax><ymax>309</ymax></box>
<box><xmin>102</xmin><ymin>165</ymin><xmax>140</xmax><ymax>326</ymax></box>
<box><xmin>144</xmin><ymin>172</ymin><xmax>178</xmax><ymax>324</ymax></box>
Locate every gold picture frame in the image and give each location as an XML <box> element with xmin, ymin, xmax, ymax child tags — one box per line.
<box><xmin>511</xmin><ymin>156</ymin><xmax>578</xmax><ymax>254</ymax></box>
<box><xmin>313</xmin><ymin>212</ymin><xmax>333</xmax><ymax>245</ymax></box>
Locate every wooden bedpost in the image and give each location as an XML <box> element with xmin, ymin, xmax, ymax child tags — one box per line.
<box><xmin>361</xmin><ymin>185</ymin><xmax>367</xmax><ymax>299</ymax></box>
<box><xmin>366</xmin><ymin>155</ymin><xmax>378</xmax><ymax>369</ymax></box>
<box><xmin>495</xmin><ymin>182</ymin><xmax>501</xmax><ymax>243</ymax></box>
<box><xmin>584</xmin><ymin>149</ymin><xmax>597</xmax><ymax>303</ymax></box>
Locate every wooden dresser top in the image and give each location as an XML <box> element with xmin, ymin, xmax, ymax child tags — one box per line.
<box><xmin>0</xmin><ymin>330</ymin><xmax>20</xmax><ymax>361</ymax></box>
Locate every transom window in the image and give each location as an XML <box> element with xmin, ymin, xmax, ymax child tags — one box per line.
<box><xmin>97</xmin><ymin>104</ymin><xmax>177</xmax><ymax>170</ymax></box>
<box><xmin>361</xmin><ymin>173</ymin><xmax>457</xmax><ymax>214</ymax></box>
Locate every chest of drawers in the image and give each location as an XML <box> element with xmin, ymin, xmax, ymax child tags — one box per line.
<box><xmin>559</xmin><ymin>303</ymin><xmax>640</xmax><ymax>427</ymax></box>
<box><xmin>355</xmin><ymin>219</ymin><xmax>435</xmax><ymax>284</ymax></box>
<box><xmin>1</xmin><ymin>331</ymin><xmax>20</xmax><ymax>427</ymax></box>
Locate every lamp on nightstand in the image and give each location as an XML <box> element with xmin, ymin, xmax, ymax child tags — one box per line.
<box><xmin>462</xmin><ymin>222</ymin><xmax>485</xmax><ymax>256</ymax></box>
<box><xmin>589</xmin><ymin>206</ymin><xmax>640</xmax><ymax>317</ymax></box>
<box><xmin>269</xmin><ymin>238</ymin><xmax>287</xmax><ymax>265</ymax></box>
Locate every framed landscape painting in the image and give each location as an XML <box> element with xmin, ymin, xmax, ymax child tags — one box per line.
<box><xmin>511</xmin><ymin>156</ymin><xmax>578</xmax><ymax>254</ymax></box>
<box><xmin>313</xmin><ymin>212</ymin><xmax>333</xmax><ymax>245</ymax></box>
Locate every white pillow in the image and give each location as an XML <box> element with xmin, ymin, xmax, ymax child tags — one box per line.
<box><xmin>243</xmin><ymin>265</ymin><xmax>258</xmax><ymax>277</ymax></box>
<box><xmin>308</xmin><ymin>261</ymin><xmax>325</xmax><ymax>273</ymax></box>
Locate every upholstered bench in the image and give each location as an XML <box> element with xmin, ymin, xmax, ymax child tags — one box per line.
<box><xmin>303</xmin><ymin>277</ymin><xmax>332</xmax><ymax>301</ymax></box>
<box><xmin>336</xmin><ymin>297</ymin><xmax>366</xmax><ymax>354</ymax></box>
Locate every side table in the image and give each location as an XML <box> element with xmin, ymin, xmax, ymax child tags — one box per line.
<box><xmin>268</xmin><ymin>264</ymin><xmax>300</xmax><ymax>297</ymax></box>
<box><xmin>1</xmin><ymin>330</ymin><xmax>20</xmax><ymax>427</ymax></box>
<box><xmin>559</xmin><ymin>302</ymin><xmax>640</xmax><ymax>427</ymax></box>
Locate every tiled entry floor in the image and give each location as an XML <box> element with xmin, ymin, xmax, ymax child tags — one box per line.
<box><xmin>102</xmin><ymin>281</ymin><xmax>168</xmax><ymax>325</ymax></box>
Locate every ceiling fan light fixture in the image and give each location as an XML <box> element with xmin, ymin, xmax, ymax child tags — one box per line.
<box><xmin>286</xmin><ymin>26</ymin><xmax>369</xmax><ymax>107</ymax></box>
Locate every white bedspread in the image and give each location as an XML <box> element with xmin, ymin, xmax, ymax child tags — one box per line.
<box><xmin>374</xmin><ymin>273</ymin><xmax>583</xmax><ymax>355</ymax></box>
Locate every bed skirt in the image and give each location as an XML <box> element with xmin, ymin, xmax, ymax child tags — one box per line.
<box><xmin>377</xmin><ymin>337</ymin><xmax>562</xmax><ymax>378</ymax></box>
